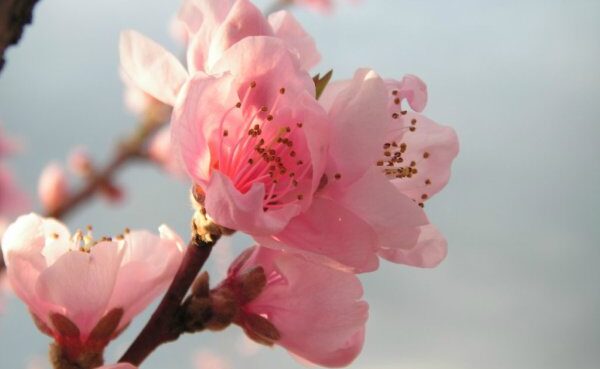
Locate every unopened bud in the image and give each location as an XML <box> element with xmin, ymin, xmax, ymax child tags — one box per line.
<box><xmin>67</xmin><ymin>147</ymin><xmax>92</xmax><ymax>176</ymax></box>
<box><xmin>183</xmin><ymin>296</ymin><xmax>212</xmax><ymax>333</ymax></box>
<box><xmin>38</xmin><ymin>163</ymin><xmax>68</xmax><ymax>211</ymax></box>
<box><xmin>205</xmin><ymin>288</ymin><xmax>238</xmax><ymax>332</ymax></box>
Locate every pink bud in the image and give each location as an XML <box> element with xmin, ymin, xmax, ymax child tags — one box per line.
<box><xmin>68</xmin><ymin>147</ymin><xmax>92</xmax><ymax>176</ymax></box>
<box><xmin>38</xmin><ymin>163</ymin><xmax>68</xmax><ymax>211</ymax></box>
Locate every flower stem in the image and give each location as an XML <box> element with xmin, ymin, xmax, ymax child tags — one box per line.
<box><xmin>118</xmin><ymin>234</ymin><xmax>220</xmax><ymax>366</ymax></box>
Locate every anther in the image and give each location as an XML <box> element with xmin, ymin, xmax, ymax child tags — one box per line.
<box><xmin>250</xmin><ymin>81</ymin><xmax>257</xmax><ymax>88</ymax></box>
<box><xmin>423</xmin><ymin>152</ymin><xmax>430</xmax><ymax>159</ymax></box>
<box><xmin>279</xmin><ymin>87</ymin><xmax>286</xmax><ymax>94</ymax></box>
<box><xmin>394</xmin><ymin>98</ymin><xmax>401</xmax><ymax>105</ymax></box>
<box><xmin>296</xmin><ymin>122</ymin><xmax>303</xmax><ymax>128</ymax></box>
<box><xmin>421</xmin><ymin>194</ymin><xmax>429</xmax><ymax>200</ymax></box>
<box><xmin>392</xmin><ymin>113</ymin><xmax>400</xmax><ymax>119</ymax></box>
<box><xmin>267</xmin><ymin>115</ymin><xmax>274</xmax><ymax>121</ymax></box>
<box><xmin>235</xmin><ymin>102</ymin><xmax>242</xmax><ymax>108</ymax></box>
<box><xmin>223</xmin><ymin>130</ymin><xmax>229</xmax><ymax>137</ymax></box>
<box><xmin>334</xmin><ymin>173</ymin><xmax>342</xmax><ymax>180</ymax></box>
<box><xmin>425</xmin><ymin>179</ymin><xmax>432</xmax><ymax>185</ymax></box>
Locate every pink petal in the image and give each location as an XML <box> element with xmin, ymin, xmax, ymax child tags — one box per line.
<box><xmin>35</xmin><ymin>242</ymin><xmax>123</xmax><ymax>338</ymax></box>
<box><xmin>385</xmin><ymin>74</ymin><xmax>428</xmax><ymax>112</ymax></box>
<box><xmin>334</xmin><ymin>168</ymin><xmax>428</xmax><ymax>251</ymax></box>
<box><xmin>171</xmin><ymin>75</ymin><xmax>232</xmax><ymax>185</ymax></box>
<box><xmin>204</xmin><ymin>0</ymin><xmax>274</xmax><ymax>71</ymax></box>
<box><xmin>378</xmin><ymin>224</ymin><xmax>448</xmax><ymax>268</ymax></box>
<box><xmin>210</xmin><ymin>36</ymin><xmax>314</xmax><ymax>94</ymax></box>
<box><xmin>259</xmin><ymin>197</ymin><xmax>379</xmax><ymax>272</ymax></box>
<box><xmin>321</xmin><ymin>69</ymin><xmax>389</xmax><ymax>186</ymax></box>
<box><xmin>386</xmin><ymin>112</ymin><xmax>459</xmax><ymax>202</ymax></box>
<box><xmin>205</xmin><ymin>171</ymin><xmax>301</xmax><ymax>236</ymax></box>
<box><xmin>0</xmin><ymin>165</ymin><xmax>29</xmax><ymax>217</ymax></box>
<box><xmin>107</xmin><ymin>227</ymin><xmax>184</xmax><ymax>329</ymax></box>
<box><xmin>246</xmin><ymin>247</ymin><xmax>368</xmax><ymax>367</ymax></box>
<box><xmin>119</xmin><ymin>30</ymin><xmax>187</xmax><ymax>106</ymax></box>
<box><xmin>1</xmin><ymin>213</ymin><xmax>47</xmax><ymax>265</ymax></box>
<box><xmin>268</xmin><ymin>11</ymin><xmax>321</xmax><ymax>70</ymax></box>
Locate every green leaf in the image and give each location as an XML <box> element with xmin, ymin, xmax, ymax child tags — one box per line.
<box><xmin>313</xmin><ymin>69</ymin><xmax>334</xmax><ymax>100</ymax></box>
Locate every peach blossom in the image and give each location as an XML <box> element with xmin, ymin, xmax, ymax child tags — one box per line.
<box><xmin>1</xmin><ymin>213</ymin><xmax>184</xmax><ymax>358</ymax></box>
<box><xmin>119</xmin><ymin>0</ymin><xmax>319</xmax><ymax>107</ymax></box>
<box><xmin>258</xmin><ymin>69</ymin><xmax>459</xmax><ymax>271</ymax></box>
<box><xmin>172</xmin><ymin>36</ymin><xmax>328</xmax><ymax>236</ymax></box>
<box><xmin>226</xmin><ymin>246</ymin><xmax>368</xmax><ymax>367</ymax></box>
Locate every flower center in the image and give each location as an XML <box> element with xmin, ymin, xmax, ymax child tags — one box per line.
<box><xmin>216</xmin><ymin>81</ymin><xmax>312</xmax><ymax>211</ymax></box>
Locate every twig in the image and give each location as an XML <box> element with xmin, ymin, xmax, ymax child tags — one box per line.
<box><xmin>0</xmin><ymin>0</ymin><xmax>42</xmax><ymax>73</ymax></box>
<box><xmin>119</xmin><ymin>234</ymin><xmax>220</xmax><ymax>366</ymax></box>
<box><xmin>45</xmin><ymin>106</ymin><xmax>168</xmax><ymax>219</ymax></box>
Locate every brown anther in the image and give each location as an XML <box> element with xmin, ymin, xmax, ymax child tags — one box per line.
<box><xmin>296</xmin><ymin>122</ymin><xmax>303</xmax><ymax>128</ymax></box>
<box><xmin>421</xmin><ymin>194</ymin><xmax>429</xmax><ymax>200</ymax></box>
<box><xmin>124</xmin><ymin>228</ymin><xmax>131</xmax><ymax>234</ymax></box>
<box><xmin>223</xmin><ymin>129</ymin><xmax>229</xmax><ymax>137</ymax></box>
<box><xmin>384</xmin><ymin>151</ymin><xmax>391</xmax><ymax>157</ymax></box>
<box><xmin>52</xmin><ymin>233</ymin><xmax>60</xmax><ymax>239</ymax></box>
<box><xmin>377</xmin><ymin>160</ymin><xmax>384</xmax><ymax>166</ymax></box>
<box><xmin>267</xmin><ymin>115</ymin><xmax>274</xmax><ymax>121</ymax></box>
<box><xmin>423</xmin><ymin>152</ymin><xmax>430</xmax><ymax>159</ymax></box>
<box><xmin>394</xmin><ymin>97</ymin><xmax>401</xmax><ymax>105</ymax></box>
<box><xmin>392</xmin><ymin>90</ymin><xmax>399</xmax><ymax>96</ymax></box>
<box><xmin>400</xmin><ymin>143</ymin><xmax>407</xmax><ymax>152</ymax></box>
<box><xmin>425</xmin><ymin>179</ymin><xmax>432</xmax><ymax>185</ymax></box>
<box><xmin>250</xmin><ymin>81</ymin><xmax>257</xmax><ymax>88</ymax></box>
<box><xmin>290</xmin><ymin>151</ymin><xmax>296</xmax><ymax>157</ymax></box>
<box><xmin>285</xmin><ymin>127</ymin><xmax>291</xmax><ymax>133</ymax></box>
<box><xmin>383</xmin><ymin>143</ymin><xmax>391</xmax><ymax>149</ymax></box>
<box><xmin>248</xmin><ymin>159</ymin><xmax>254</xmax><ymax>165</ymax></box>
<box><xmin>409</xmin><ymin>127</ymin><xmax>416</xmax><ymax>132</ymax></box>
<box><xmin>392</xmin><ymin>113</ymin><xmax>400</xmax><ymax>119</ymax></box>
<box><xmin>297</xmin><ymin>194</ymin><xmax>304</xmax><ymax>200</ymax></box>
<box><xmin>411</xmin><ymin>119</ymin><xmax>417</xmax><ymax>125</ymax></box>
<box><xmin>410</xmin><ymin>161</ymin><xmax>416</xmax><ymax>167</ymax></box>
<box><xmin>235</xmin><ymin>102</ymin><xmax>242</xmax><ymax>108</ymax></box>
<box><xmin>261</xmin><ymin>106</ymin><xmax>268</xmax><ymax>112</ymax></box>
<box><xmin>418</xmin><ymin>202</ymin><xmax>424</xmax><ymax>208</ymax></box>
<box><xmin>297</xmin><ymin>160</ymin><xmax>304</xmax><ymax>165</ymax></box>
<box><xmin>401</xmin><ymin>110</ymin><xmax>408</xmax><ymax>115</ymax></box>
<box><xmin>334</xmin><ymin>173</ymin><xmax>342</xmax><ymax>180</ymax></box>
<box><xmin>279</xmin><ymin>87</ymin><xmax>286</xmax><ymax>94</ymax></box>
<box><xmin>293</xmin><ymin>180</ymin><xmax>299</xmax><ymax>186</ymax></box>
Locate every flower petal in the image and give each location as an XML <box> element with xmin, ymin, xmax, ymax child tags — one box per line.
<box><xmin>268</xmin><ymin>11</ymin><xmax>321</xmax><ymax>70</ymax></box>
<box><xmin>259</xmin><ymin>197</ymin><xmax>380</xmax><ymax>272</ymax></box>
<box><xmin>386</xmin><ymin>112</ymin><xmax>459</xmax><ymax>202</ymax></box>
<box><xmin>35</xmin><ymin>242</ymin><xmax>123</xmax><ymax>338</ymax></box>
<box><xmin>119</xmin><ymin>30</ymin><xmax>187</xmax><ymax>106</ymax></box>
<box><xmin>322</xmin><ymin>69</ymin><xmax>389</xmax><ymax>186</ymax></box>
<box><xmin>205</xmin><ymin>171</ymin><xmax>301</xmax><ymax>236</ymax></box>
<box><xmin>378</xmin><ymin>224</ymin><xmax>448</xmax><ymax>268</ymax></box>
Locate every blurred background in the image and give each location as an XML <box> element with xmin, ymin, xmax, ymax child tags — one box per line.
<box><xmin>1</xmin><ymin>0</ymin><xmax>599</xmax><ymax>368</ymax></box>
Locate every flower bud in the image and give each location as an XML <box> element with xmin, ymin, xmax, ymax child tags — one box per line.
<box><xmin>68</xmin><ymin>147</ymin><xmax>93</xmax><ymax>176</ymax></box>
<box><xmin>38</xmin><ymin>163</ymin><xmax>68</xmax><ymax>211</ymax></box>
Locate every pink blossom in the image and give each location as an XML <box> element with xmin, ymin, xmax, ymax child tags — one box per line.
<box><xmin>258</xmin><ymin>69</ymin><xmax>459</xmax><ymax>271</ymax></box>
<box><xmin>119</xmin><ymin>0</ymin><xmax>319</xmax><ymax>107</ymax></box>
<box><xmin>67</xmin><ymin>147</ymin><xmax>92</xmax><ymax>176</ymax></box>
<box><xmin>172</xmin><ymin>36</ymin><xmax>328</xmax><ymax>236</ymax></box>
<box><xmin>226</xmin><ymin>246</ymin><xmax>368</xmax><ymax>368</ymax></box>
<box><xmin>37</xmin><ymin>163</ymin><xmax>69</xmax><ymax>212</ymax></box>
<box><xmin>1</xmin><ymin>213</ymin><xmax>185</xmax><ymax>358</ymax></box>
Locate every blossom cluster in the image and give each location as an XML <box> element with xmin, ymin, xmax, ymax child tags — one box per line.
<box><xmin>1</xmin><ymin>0</ymin><xmax>458</xmax><ymax>368</ymax></box>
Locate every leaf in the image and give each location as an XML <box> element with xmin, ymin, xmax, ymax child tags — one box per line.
<box><xmin>313</xmin><ymin>69</ymin><xmax>333</xmax><ymax>100</ymax></box>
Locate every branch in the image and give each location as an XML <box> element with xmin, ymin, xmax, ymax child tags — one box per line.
<box><xmin>45</xmin><ymin>105</ymin><xmax>168</xmax><ymax>219</ymax></box>
<box><xmin>119</xmin><ymin>233</ymin><xmax>220</xmax><ymax>366</ymax></box>
<box><xmin>0</xmin><ymin>0</ymin><xmax>42</xmax><ymax>73</ymax></box>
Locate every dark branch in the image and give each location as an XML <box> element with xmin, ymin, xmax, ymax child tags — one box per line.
<box><xmin>0</xmin><ymin>0</ymin><xmax>42</xmax><ymax>73</ymax></box>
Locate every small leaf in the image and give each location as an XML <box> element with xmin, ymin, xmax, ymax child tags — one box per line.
<box><xmin>313</xmin><ymin>69</ymin><xmax>333</xmax><ymax>100</ymax></box>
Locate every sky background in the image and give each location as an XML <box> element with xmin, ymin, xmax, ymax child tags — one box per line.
<box><xmin>1</xmin><ymin>0</ymin><xmax>599</xmax><ymax>368</ymax></box>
